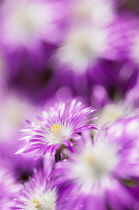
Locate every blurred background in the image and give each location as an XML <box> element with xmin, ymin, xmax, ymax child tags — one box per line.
<box><xmin>0</xmin><ymin>0</ymin><xmax>139</xmax><ymax>198</ymax></box>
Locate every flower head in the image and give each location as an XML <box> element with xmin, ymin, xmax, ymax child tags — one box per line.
<box><xmin>55</xmin><ymin>116</ymin><xmax>139</xmax><ymax>209</ymax></box>
<box><xmin>57</xmin><ymin>25</ymin><xmax>107</xmax><ymax>74</ymax></box>
<box><xmin>16</xmin><ymin>99</ymin><xmax>95</xmax><ymax>157</ymax></box>
<box><xmin>0</xmin><ymin>0</ymin><xmax>65</xmax><ymax>49</ymax></box>
<box><xmin>13</xmin><ymin>170</ymin><xmax>58</xmax><ymax>210</ymax></box>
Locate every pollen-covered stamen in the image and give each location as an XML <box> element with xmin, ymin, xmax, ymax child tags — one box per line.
<box><xmin>51</xmin><ymin>124</ymin><xmax>61</xmax><ymax>133</ymax></box>
<box><xmin>50</xmin><ymin>124</ymin><xmax>63</xmax><ymax>143</ymax></box>
<box><xmin>32</xmin><ymin>198</ymin><xmax>41</xmax><ymax>208</ymax></box>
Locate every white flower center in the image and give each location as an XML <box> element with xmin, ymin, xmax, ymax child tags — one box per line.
<box><xmin>27</xmin><ymin>189</ymin><xmax>56</xmax><ymax>210</ymax></box>
<box><xmin>57</xmin><ymin>27</ymin><xmax>106</xmax><ymax>73</ymax></box>
<box><xmin>4</xmin><ymin>1</ymin><xmax>53</xmax><ymax>45</ymax></box>
<box><xmin>71</xmin><ymin>141</ymin><xmax>119</xmax><ymax>193</ymax></box>
<box><xmin>97</xmin><ymin>103</ymin><xmax>126</xmax><ymax>127</ymax></box>
<box><xmin>44</xmin><ymin>123</ymin><xmax>72</xmax><ymax>145</ymax></box>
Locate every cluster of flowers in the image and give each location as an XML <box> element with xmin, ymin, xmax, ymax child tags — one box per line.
<box><xmin>1</xmin><ymin>98</ymin><xmax>139</xmax><ymax>210</ymax></box>
<box><xmin>0</xmin><ymin>0</ymin><xmax>139</xmax><ymax>209</ymax></box>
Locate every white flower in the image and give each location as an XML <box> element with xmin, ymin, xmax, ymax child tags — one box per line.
<box><xmin>57</xmin><ymin>26</ymin><xmax>107</xmax><ymax>74</ymax></box>
<box><xmin>68</xmin><ymin>138</ymin><xmax>119</xmax><ymax>194</ymax></box>
<box><xmin>1</xmin><ymin>0</ymin><xmax>60</xmax><ymax>47</ymax></box>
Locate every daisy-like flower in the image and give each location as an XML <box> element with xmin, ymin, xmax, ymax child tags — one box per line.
<box><xmin>14</xmin><ymin>170</ymin><xmax>58</xmax><ymax>210</ymax></box>
<box><xmin>16</xmin><ymin>99</ymin><xmax>96</xmax><ymax>157</ymax></box>
<box><xmin>57</xmin><ymin>25</ymin><xmax>107</xmax><ymax>74</ymax></box>
<box><xmin>0</xmin><ymin>0</ymin><xmax>66</xmax><ymax>50</ymax></box>
<box><xmin>55</xmin><ymin>118</ymin><xmax>139</xmax><ymax>209</ymax></box>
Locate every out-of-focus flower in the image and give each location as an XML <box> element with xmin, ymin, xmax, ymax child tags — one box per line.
<box><xmin>106</xmin><ymin>15</ymin><xmax>139</xmax><ymax>61</ymax></box>
<box><xmin>13</xmin><ymin>169</ymin><xmax>63</xmax><ymax>210</ymax></box>
<box><xmin>0</xmin><ymin>93</ymin><xmax>43</xmax><ymax>183</ymax></box>
<box><xmin>0</xmin><ymin>92</ymin><xmax>38</xmax><ymax>143</ymax></box>
<box><xmin>55</xmin><ymin>124</ymin><xmax>139</xmax><ymax>209</ymax></box>
<box><xmin>0</xmin><ymin>0</ymin><xmax>66</xmax><ymax>50</ymax></box>
<box><xmin>106</xmin><ymin>115</ymin><xmax>139</xmax><ymax>141</ymax></box>
<box><xmin>16</xmin><ymin>99</ymin><xmax>96</xmax><ymax>157</ymax></box>
<box><xmin>57</xmin><ymin>25</ymin><xmax>107</xmax><ymax>75</ymax></box>
<box><xmin>96</xmin><ymin>102</ymin><xmax>128</xmax><ymax>127</ymax></box>
<box><xmin>0</xmin><ymin>0</ymin><xmax>68</xmax><ymax>87</ymax></box>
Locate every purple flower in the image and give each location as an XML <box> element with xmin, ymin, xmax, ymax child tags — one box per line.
<box><xmin>106</xmin><ymin>14</ymin><xmax>139</xmax><ymax>61</ymax></box>
<box><xmin>56</xmin><ymin>24</ymin><xmax>108</xmax><ymax>75</ymax></box>
<box><xmin>0</xmin><ymin>0</ymin><xmax>68</xmax><ymax>88</ymax></box>
<box><xmin>13</xmin><ymin>170</ymin><xmax>59</xmax><ymax>210</ymax></box>
<box><xmin>54</xmin><ymin>117</ymin><xmax>139</xmax><ymax>209</ymax></box>
<box><xmin>0</xmin><ymin>0</ymin><xmax>66</xmax><ymax>50</ymax></box>
<box><xmin>16</xmin><ymin>99</ymin><xmax>96</xmax><ymax>157</ymax></box>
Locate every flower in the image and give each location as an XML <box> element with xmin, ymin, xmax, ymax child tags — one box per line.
<box><xmin>55</xmin><ymin>118</ymin><xmax>139</xmax><ymax>209</ymax></box>
<box><xmin>57</xmin><ymin>25</ymin><xmax>107</xmax><ymax>75</ymax></box>
<box><xmin>0</xmin><ymin>0</ymin><xmax>65</xmax><ymax>49</ymax></box>
<box><xmin>0</xmin><ymin>0</ymin><xmax>68</xmax><ymax>84</ymax></box>
<box><xmin>16</xmin><ymin>99</ymin><xmax>96</xmax><ymax>157</ymax></box>
<box><xmin>13</xmin><ymin>170</ymin><xmax>58</xmax><ymax>210</ymax></box>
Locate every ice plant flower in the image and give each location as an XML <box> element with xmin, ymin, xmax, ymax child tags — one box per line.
<box><xmin>0</xmin><ymin>0</ymin><xmax>65</xmax><ymax>49</ymax></box>
<box><xmin>13</xmin><ymin>170</ymin><xmax>59</xmax><ymax>210</ymax></box>
<box><xmin>0</xmin><ymin>93</ymin><xmax>38</xmax><ymax>143</ymax></box>
<box><xmin>16</xmin><ymin>99</ymin><xmax>96</xmax><ymax>157</ymax></box>
<box><xmin>96</xmin><ymin>100</ymin><xmax>136</xmax><ymax>128</ymax></box>
<box><xmin>57</xmin><ymin>25</ymin><xmax>107</xmax><ymax>74</ymax></box>
<box><xmin>55</xmin><ymin>120</ymin><xmax>139</xmax><ymax>209</ymax></box>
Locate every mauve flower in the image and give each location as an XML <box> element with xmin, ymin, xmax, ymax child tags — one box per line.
<box><xmin>54</xmin><ymin>118</ymin><xmax>139</xmax><ymax>209</ymax></box>
<box><xmin>0</xmin><ymin>92</ymin><xmax>38</xmax><ymax>143</ymax></box>
<box><xmin>13</xmin><ymin>169</ymin><xmax>59</xmax><ymax>210</ymax></box>
<box><xmin>57</xmin><ymin>25</ymin><xmax>108</xmax><ymax>75</ymax></box>
<box><xmin>0</xmin><ymin>0</ymin><xmax>68</xmax><ymax>84</ymax></box>
<box><xmin>16</xmin><ymin>99</ymin><xmax>96</xmax><ymax>157</ymax></box>
<box><xmin>106</xmin><ymin>14</ymin><xmax>139</xmax><ymax>61</ymax></box>
<box><xmin>0</xmin><ymin>0</ymin><xmax>66</xmax><ymax>50</ymax></box>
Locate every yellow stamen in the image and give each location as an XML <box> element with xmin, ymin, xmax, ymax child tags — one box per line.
<box><xmin>32</xmin><ymin>198</ymin><xmax>41</xmax><ymax>208</ymax></box>
<box><xmin>85</xmin><ymin>155</ymin><xmax>94</xmax><ymax>164</ymax></box>
<box><xmin>51</xmin><ymin>124</ymin><xmax>61</xmax><ymax>132</ymax></box>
